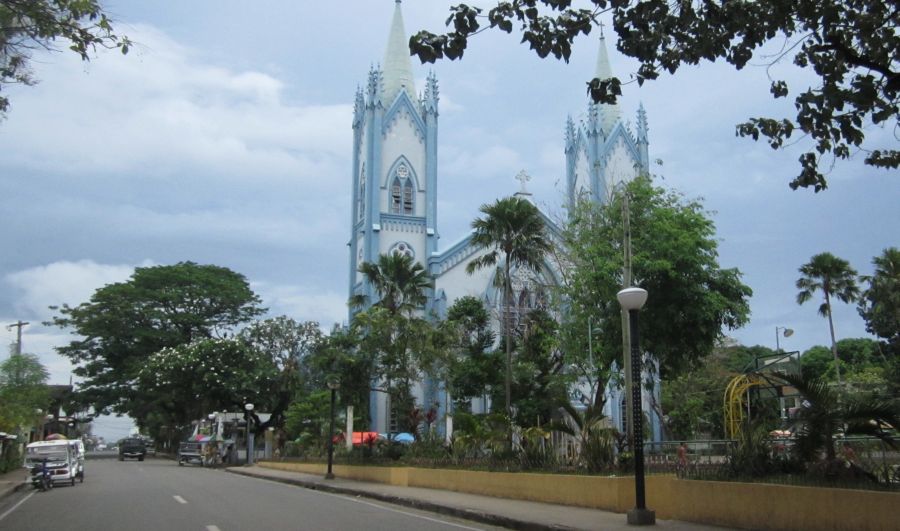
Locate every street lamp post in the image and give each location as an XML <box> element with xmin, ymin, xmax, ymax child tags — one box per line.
<box><xmin>775</xmin><ymin>326</ymin><xmax>793</xmax><ymax>352</ymax></box>
<box><xmin>325</xmin><ymin>378</ymin><xmax>340</xmax><ymax>479</ymax></box>
<box><xmin>244</xmin><ymin>403</ymin><xmax>254</xmax><ymax>466</ymax></box>
<box><xmin>617</xmin><ymin>287</ymin><xmax>655</xmax><ymax>526</ymax></box>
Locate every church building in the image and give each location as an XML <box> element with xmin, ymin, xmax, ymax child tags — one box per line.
<box><xmin>348</xmin><ymin>1</ymin><xmax>661</xmax><ymax>442</ymax></box>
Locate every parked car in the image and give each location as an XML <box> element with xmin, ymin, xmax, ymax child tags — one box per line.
<box><xmin>118</xmin><ymin>437</ymin><xmax>146</xmax><ymax>461</ymax></box>
<box><xmin>177</xmin><ymin>441</ymin><xmax>203</xmax><ymax>466</ymax></box>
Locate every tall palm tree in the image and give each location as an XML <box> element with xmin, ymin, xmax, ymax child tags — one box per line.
<box><xmin>350</xmin><ymin>252</ymin><xmax>432</xmax><ymax>437</ymax></box>
<box><xmin>350</xmin><ymin>253</ymin><xmax>432</xmax><ymax>316</ymax></box>
<box><xmin>466</xmin><ymin>195</ymin><xmax>551</xmax><ymax>424</ymax></box>
<box><xmin>797</xmin><ymin>252</ymin><xmax>860</xmax><ymax>389</ymax></box>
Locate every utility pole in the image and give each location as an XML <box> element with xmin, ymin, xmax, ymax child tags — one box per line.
<box><xmin>7</xmin><ymin>320</ymin><xmax>29</xmax><ymax>356</ymax></box>
<box><xmin>620</xmin><ymin>192</ymin><xmax>635</xmax><ymax>451</ymax></box>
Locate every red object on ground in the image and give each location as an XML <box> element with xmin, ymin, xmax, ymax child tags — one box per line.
<box><xmin>351</xmin><ymin>432</ymin><xmax>380</xmax><ymax>445</ymax></box>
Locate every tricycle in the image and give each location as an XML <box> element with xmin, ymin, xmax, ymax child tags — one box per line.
<box><xmin>25</xmin><ymin>439</ymin><xmax>79</xmax><ymax>488</ymax></box>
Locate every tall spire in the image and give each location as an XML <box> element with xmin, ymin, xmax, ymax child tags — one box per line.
<box><xmin>594</xmin><ymin>35</ymin><xmax>621</xmax><ymax>134</ymax></box>
<box><xmin>383</xmin><ymin>0</ymin><xmax>416</xmax><ymax>103</ymax></box>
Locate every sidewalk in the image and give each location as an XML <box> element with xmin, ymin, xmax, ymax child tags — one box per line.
<box><xmin>0</xmin><ymin>468</ymin><xmax>28</xmax><ymax>501</ymax></box>
<box><xmin>227</xmin><ymin>465</ymin><xmax>731</xmax><ymax>530</ymax></box>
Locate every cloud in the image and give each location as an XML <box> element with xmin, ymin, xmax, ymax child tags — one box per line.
<box><xmin>2</xmin><ymin>24</ymin><xmax>352</xmax><ymax>189</ymax></box>
<box><xmin>2</xmin><ymin>260</ymin><xmax>147</xmax><ymax>385</ymax></box>
<box><xmin>5</xmin><ymin>260</ymin><xmax>145</xmax><ymax>318</ymax></box>
<box><xmin>252</xmin><ymin>282</ymin><xmax>348</xmax><ymax>330</ymax></box>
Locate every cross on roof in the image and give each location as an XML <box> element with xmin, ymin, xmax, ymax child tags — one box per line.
<box><xmin>515</xmin><ymin>169</ymin><xmax>531</xmax><ymax>194</ymax></box>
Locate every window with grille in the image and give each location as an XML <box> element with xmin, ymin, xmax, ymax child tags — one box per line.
<box><xmin>390</xmin><ymin>164</ymin><xmax>414</xmax><ymax>215</ymax></box>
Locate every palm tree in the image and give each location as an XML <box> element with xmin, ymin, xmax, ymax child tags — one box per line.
<box><xmin>350</xmin><ymin>252</ymin><xmax>432</xmax><ymax>437</ymax></box>
<box><xmin>466</xmin><ymin>196</ymin><xmax>551</xmax><ymax>425</ymax></box>
<box><xmin>350</xmin><ymin>253</ymin><xmax>432</xmax><ymax>316</ymax></box>
<box><xmin>548</xmin><ymin>402</ymin><xmax>617</xmax><ymax>472</ymax></box>
<box><xmin>796</xmin><ymin>252</ymin><xmax>860</xmax><ymax>388</ymax></box>
<box><xmin>775</xmin><ymin>371</ymin><xmax>899</xmax><ymax>468</ymax></box>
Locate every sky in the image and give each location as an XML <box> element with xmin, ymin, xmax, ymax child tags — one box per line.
<box><xmin>1</xmin><ymin>1</ymin><xmax>897</xmax><ymax>439</ymax></box>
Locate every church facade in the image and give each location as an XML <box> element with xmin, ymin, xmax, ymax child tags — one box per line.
<box><xmin>348</xmin><ymin>2</ymin><xmax>661</xmax><ymax>442</ymax></box>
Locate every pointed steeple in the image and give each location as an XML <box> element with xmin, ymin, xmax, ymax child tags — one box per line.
<box><xmin>594</xmin><ymin>35</ymin><xmax>621</xmax><ymax>134</ymax></box>
<box><xmin>366</xmin><ymin>65</ymin><xmax>383</xmax><ymax>108</ymax></box>
<box><xmin>424</xmin><ymin>71</ymin><xmax>439</xmax><ymax>115</ymax></box>
<box><xmin>383</xmin><ymin>0</ymin><xmax>416</xmax><ymax>104</ymax></box>
<box><xmin>636</xmin><ymin>103</ymin><xmax>648</xmax><ymax>144</ymax></box>
<box><xmin>565</xmin><ymin>115</ymin><xmax>576</xmax><ymax>150</ymax></box>
<box><xmin>636</xmin><ymin>103</ymin><xmax>650</xmax><ymax>170</ymax></box>
<box><xmin>353</xmin><ymin>86</ymin><xmax>365</xmax><ymax>127</ymax></box>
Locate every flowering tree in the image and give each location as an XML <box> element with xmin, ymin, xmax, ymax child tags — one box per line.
<box><xmin>137</xmin><ymin>338</ymin><xmax>279</xmax><ymax>429</ymax></box>
<box><xmin>50</xmin><ymin>262</ymin><xmax>264</xmax><ymax>422</ymax></box>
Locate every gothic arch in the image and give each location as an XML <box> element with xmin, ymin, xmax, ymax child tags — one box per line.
<box><xmin>382</xmin><ymin>90</ymin><xmax>427</xmax><ymax>140</ymax></box>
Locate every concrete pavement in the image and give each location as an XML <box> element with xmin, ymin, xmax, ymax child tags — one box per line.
<box><xmin>0</xmin><ymin>468</ymin><xmax>28</xmax><ymax>501</ymax></box>
<box><xmin>227</xmin><ymin>465</ymin><xmax>732</xmax><ymax>531</ymax></box>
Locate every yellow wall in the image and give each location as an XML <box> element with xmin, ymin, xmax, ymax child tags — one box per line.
<box><xmin>258</xmin><ymin>462</ymin><xmax>897</xmax><ymax>530</ymax></box>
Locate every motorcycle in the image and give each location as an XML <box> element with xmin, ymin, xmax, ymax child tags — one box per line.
<box><xmin>30</xmin><ymin>458</ymin><xmax>53</xmax><ymax>492</ymax></box>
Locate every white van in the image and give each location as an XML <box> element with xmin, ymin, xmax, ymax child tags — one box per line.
<box><xmin>24</xmin><ymin>440</ymin><xmax>82</xmax><ymax>486</ymax></box>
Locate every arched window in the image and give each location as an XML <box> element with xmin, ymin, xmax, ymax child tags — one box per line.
<box><xmin>390</xmin><ymin>164</ymin><xmax>414</xmax><ymax>215</ymax></box>
<box><xmin>498</xmin><ymin>268</ymin><xmax>554</xmax><ymax>336</ymax></box>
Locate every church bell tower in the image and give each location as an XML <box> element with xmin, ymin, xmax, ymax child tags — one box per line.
<box><xmin>348</xmin><ymin>0</ymin><xmax>440</xmax><ymax>316</ymax></box>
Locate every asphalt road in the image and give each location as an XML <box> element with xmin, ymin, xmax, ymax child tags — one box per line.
<box><xmin>0</xmin><ymin>458</ymin><xmax>500</xmax><ymax>531</ymax></box>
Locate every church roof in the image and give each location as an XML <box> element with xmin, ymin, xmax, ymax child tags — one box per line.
<box><xmin>383</xmin><ymin>1</ymin><xmax>417</xmax><ymax>104</ymax></box>
<box><xmin>594</xmin><ymin>35</ymin><xmax>620</xmax><ymax>134</ymax></box>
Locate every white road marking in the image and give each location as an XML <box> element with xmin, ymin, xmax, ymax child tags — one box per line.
<box><xmin>206</xmin><ymin>526</ymin><xmax>221</xmax><ymax>531</ymax></box>
<box><xmin>173</xmin><ymin>495</ymin><xmax>188</xmax><ymax>504</ymax></box>
<box><xmin>0</xmin><ymin>491</ymin><xmax>35</xmax><ymax>522</ymax></box>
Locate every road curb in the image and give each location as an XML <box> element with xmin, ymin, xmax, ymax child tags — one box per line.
<box><xmin>225</xmin><ymin>467</ymin><xmax>574</xmax><ymax>530</ymax></box>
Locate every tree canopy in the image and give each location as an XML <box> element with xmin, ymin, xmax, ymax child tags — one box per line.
<box><xmin>410</xmin><ymin>0</ymin><xmax>899</xmax><ymax>191</ymax></box>
<box><xmin>800</xmin><ymin>337</ymin><xmax>891</xmax><ymax>395</ymax></box>
<box><xmin>136</xmin><ymin>338</ymin><xmax>279</xmax><ymax>429</ymax></box>
<box><xmin>49</xmin><ymin>261</ymin><xmax>265</xmax><ymax>420</ymax></box>
<box><xmin>0</xmin><ymin>0</ymin><xmax>130</xmax><ymax>115</ymax></box>
<box><xmin>662</xmin><ymin>343</ymin><xmax>782</xmax><ymax>440</ymax></box>
<box><xmin>0</xmin><ymin>351</ymin><xmax>49</xmax><ymax>434</ymax></box>
<box><xmin>562</xmin><ymin>174</ymin><xmax>752</xmax><ymax>393</ymax></box>
<box><xmin>858</xmin><ymin>247</ymin><xmax>899</xmax><ymax>345</ymax></box>
<box><xmin>443</xmin><ymin>296</ymin><xmax>500</xmax><ymax>410</ymax></box>
<box><xmin>351</xmin><ymin>253</ymin><xmax>432</xmax><ymax>316</ymax></box>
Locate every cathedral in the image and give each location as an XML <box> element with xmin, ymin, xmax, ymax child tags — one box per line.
<box><xmin>348</xmin><ymin>1</ymin><xmax>661</xmax><ymax>443</ymax></box>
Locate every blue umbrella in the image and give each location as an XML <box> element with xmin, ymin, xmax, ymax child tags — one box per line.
<box><xmin>393</xmin><ymin>433</ymin><xmax>415</xmax><ymax>444</ymax></box>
